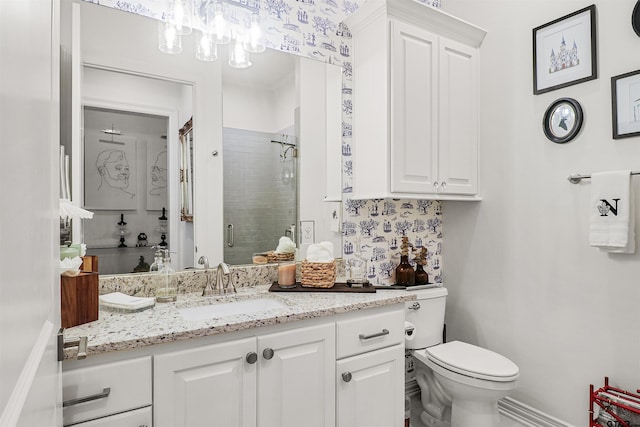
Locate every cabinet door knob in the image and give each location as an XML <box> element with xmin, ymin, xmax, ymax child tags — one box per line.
<box><xmin>408</xmin><ymin>302</ymin><xmax>421</xmax><ymax>310</ymax></box>
<box><xmin>263</xmin><ymin>348</ymin><xmax>275</xmax><ymax>360</ymax></box>
<box><xmin>433</xmin><ymin>181</ymin><xmax>440</xmax><ymax>191</ymax></box>
<box><xmin>440</xmin><ymin>181</ymin><xmax>447</xmax><ymax>191</ymax></box>
<box><xmin>246</xmin><ymin>352</ymin><xmax>258</xmax><ymax>364</ymax></box>
<box><xmin>342</xmin><ymin>372</ymin><xmax>352</xmax><ymax>382</ymax></box>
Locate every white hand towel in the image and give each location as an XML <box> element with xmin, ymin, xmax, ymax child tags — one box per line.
<box><xmin>589</xmin><ymin>170</ymin><xmax>635</xmax><ymax>253</ymax></box>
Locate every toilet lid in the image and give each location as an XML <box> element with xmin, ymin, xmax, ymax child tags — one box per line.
<box><xmin>426</xmin><ymin>341</ymin><xmax>519</xmax><ymax>382</ymax></box>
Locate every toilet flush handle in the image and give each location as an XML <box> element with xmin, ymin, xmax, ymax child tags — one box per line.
<box><xmin>408</xmin><ymin>302</ymin><xmax>420</xmax><ymax>310</ymax></box>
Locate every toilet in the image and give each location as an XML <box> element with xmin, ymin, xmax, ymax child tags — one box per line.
<box><xmin>405</xmin><ymin>287</ymin><xmax>519</xmax><ymax>427</ymax></box>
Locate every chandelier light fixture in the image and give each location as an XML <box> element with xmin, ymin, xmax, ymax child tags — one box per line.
<box><xmin>158</xmin><ymin>0</ymin><xmax>266</xmax><ymax>69</ymax></box>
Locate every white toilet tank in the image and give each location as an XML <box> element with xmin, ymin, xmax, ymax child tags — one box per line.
<box><xmin>405</xmin><ymin>287</ymin><xmax>448</xmax><ymax>350</ymax></box>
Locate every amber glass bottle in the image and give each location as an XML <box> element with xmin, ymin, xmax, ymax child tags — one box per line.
<box><xmin>395</xmin><ymin>255</ymin><xmax>415</xmax><ymax>286</ymax></box>
<box><xmin>415</xmin><ymin>264</ymin><xmax>429</xmax><ymax>285</ymax></box>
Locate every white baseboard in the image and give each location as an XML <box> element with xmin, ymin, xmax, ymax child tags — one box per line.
<box><xmin>498</xmin><ymin>397</ymin><xmax>575</xmax><ymax>427</ymax></box>
<box><xmin>407</xmin><ymin>379</ymin><xmax>574</xmax><ymax>427</ymax></box>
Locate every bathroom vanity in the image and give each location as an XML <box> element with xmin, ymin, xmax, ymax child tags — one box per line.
<box><xmin>62</xmin><ymin>286</ymin><xmax>414</xmax><ymax>427</ymax></box>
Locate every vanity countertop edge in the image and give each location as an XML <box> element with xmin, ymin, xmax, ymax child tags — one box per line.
<box><xmin>62</xmin><ymin>284</ymin><xmax>416</xmax><ymax>360</ymax></box>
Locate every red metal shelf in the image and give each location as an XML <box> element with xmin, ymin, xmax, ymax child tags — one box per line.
<box><xmin>590</xmin><ymin>377</ymin><xmax>640</xmax><ymax>427</ymax></box>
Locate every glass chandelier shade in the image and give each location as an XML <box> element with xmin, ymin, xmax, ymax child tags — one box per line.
<box><xmin>166</xmin><ymin>0</ymin><xmax>192</xmax><ymax>35</ymax></box>
<box><xmin>243</xmin><ymin>13</ymin><xmax>266</xmax><ymax>53</ymax></box>
<box><xmin>209</xmin><ymin>1</ymin><xmax>231</xmax><ymax>45</ymax></box>
<box><xmin>229</xmin><ymin>36</ymin><xmax>251</xmax><ymax>69</ymax></box>
<box><xmin>158</xmin><ymin>20</ymin><xmax>182</xmax><ymax>54</ymax></box>
<box><xmin>196</xmin><ymin>32</ymin><xmax>217</xmax><ymax>61</ymax></box>
<box><xmin>158</xmin><ymin>0</ymin><xmax>266</xmax><ymax>68</ymax></box>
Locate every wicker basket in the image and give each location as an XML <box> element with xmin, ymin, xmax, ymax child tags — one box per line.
<box><xmin>266</xmin><ymin>251</ymin><xmax>295</xmax><ymax>263</ymax></box>
<box><xmin>301</xmin><ymin>260</ymin><xmax>336</xmax><ymax>288</ymax></box>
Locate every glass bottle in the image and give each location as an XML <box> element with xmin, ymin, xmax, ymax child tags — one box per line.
<box><xmin>415</xmin><ymin>264</ymin><xmax>429</xmax><ymax>285</ymax></box>
<box><xmin>150</xmin><ymin>248</ymin><xmax>164</xmax><ymax>272</ymax></box>
<box><xmin>156</xmin><ymin>250</ymin><xmax>177</xmax><ymax>302</ymax></box>
<box><xmin>395</xmin><ymin>255</ymin><xmax>415</xmax><ymax>286</ymax></box>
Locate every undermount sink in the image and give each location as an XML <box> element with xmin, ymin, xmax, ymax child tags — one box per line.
<box><xmin>179</xmin><ymin>298</ymin><xmax>288</xmax><ymax>321</ymax></box>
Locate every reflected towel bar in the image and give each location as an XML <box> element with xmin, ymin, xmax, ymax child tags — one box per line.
<box><xmin>567</xmin><ymin>171</ymin><xmax>640</xmax><ymax>184</ymax></box>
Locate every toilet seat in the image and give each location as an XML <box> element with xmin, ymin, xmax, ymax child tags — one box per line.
<box><xmin>425</xmin><ymin>341</ymin><xmax>519</xmax><ymax>382</ymax></box>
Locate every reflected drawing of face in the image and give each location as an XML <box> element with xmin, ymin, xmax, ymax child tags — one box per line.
<box><xmin>150</xmin><ymin>151</ymin><xmax>167</xmax><ymax>195</ymax></box>
<box><xmin>96</xmin><ymin>149</ymin><xmax>130</xmax><ymax>190</ymax></box>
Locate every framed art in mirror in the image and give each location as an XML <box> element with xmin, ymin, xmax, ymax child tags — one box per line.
<box><xmin>180</xmin><ymin>118</ymin><xmax>194</xmax><ymax>221</ymax></box>
<box><xmin>611</xmin><ymin>69</ymin><xmax>640</xmax><ymax>139</ymax></box>
<box><xmin>543</xmin><ymin>98</ymin><xmax>583</xmax><ymax>144</ymax></box>
<box><xmin>533</xmin><ymin>5</ymin><xmax>597</xmax><ymax>95</ymax></box>
<box><xmin>84</xmin><ymin>133</ymin><xmax>138</xmax><ymax>209</ymax></box>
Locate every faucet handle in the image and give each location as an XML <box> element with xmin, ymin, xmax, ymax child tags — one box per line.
<box><xmin>197</xmin><ymin>256</ymin><xmax>209</xmax><ymax>269</ymax></box>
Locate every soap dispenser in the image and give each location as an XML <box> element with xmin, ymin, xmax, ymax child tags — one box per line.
<box><xmin>149</xmin><ymin>247</ymin><xmax>164</xmax><ymax>272</ymax></box>
<box><xmin>156</xmin><ymin>249</ymin><xmax>177</xmax><ymax>302</ymax></box>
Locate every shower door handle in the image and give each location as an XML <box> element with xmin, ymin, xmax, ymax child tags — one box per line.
<box><xmin>227</xmin><ymin>224</ymin><xmax>234</xmax><ymax>247</ymax></box>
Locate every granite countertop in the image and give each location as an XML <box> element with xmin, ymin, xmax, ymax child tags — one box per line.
<box><xmin>63</xmin><ymin>284</ymin><xmax>415</xmax><ymax>360</ymax></box>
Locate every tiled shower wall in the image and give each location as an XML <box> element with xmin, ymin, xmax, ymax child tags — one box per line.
<box><xmin>223</xmin><ymin>128</ymin><xmax>297</xmax><ymax>265</ymax></box>
<box><xmin>93</xmin><ymin>0</ymin><xmax>444</xmax><ymax>285</ymax></box>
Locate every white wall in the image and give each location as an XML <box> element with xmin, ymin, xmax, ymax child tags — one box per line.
<box><xmin>298</xmin><ymin>58</ymin><xmax>343</xmax><ymax>258</ymax></box>
<box><xmin>441</xmin><ymin>1</ymin><xmax>640</xmax><ymax>424</ymax></box>
<box><xmin>222</xmin><ymin>80</ymin><xmax>295</xmax><ymax>133</ymax></box>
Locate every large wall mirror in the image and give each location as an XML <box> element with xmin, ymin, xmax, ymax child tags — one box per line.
<box><xmin>65</xmin><ymin>1</ymin><xmax>343</xmax><ymax>275</ymax></box>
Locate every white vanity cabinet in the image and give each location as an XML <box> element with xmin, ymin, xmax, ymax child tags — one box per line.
<box><xmin>345</xmin><ymin>0</ymin><xmax>486</xmax><ymax>200</ymax></box>
<box><xmin>63</xmin><ymin>303</ymin><xmax>409</xmax><ymax>427</ymax></box>
<box><xmin>335</xmin><ymin>309</ymin><xmax>405</xmax><ymax>427</ymax></box>
<box><xmin>154</xmin><ymin>323</ymin><xmax>335</xmax><ymax>427</ymax></box>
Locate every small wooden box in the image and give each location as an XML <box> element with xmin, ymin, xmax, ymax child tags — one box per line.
<box><xmin>80</xmin><ymin>255</ymin><xmax>99</xmax><ymax>273</ymax></box>
<box><xmin>61</xmin><ymin>272</ymin><xmax>99</xmax><ymax>328</ymax></box>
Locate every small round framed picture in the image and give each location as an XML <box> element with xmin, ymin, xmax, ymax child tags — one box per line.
<box><xmin>542</xmin><ymin>98</ymin><xmax>584</xmax><ymax>144</ymax></box>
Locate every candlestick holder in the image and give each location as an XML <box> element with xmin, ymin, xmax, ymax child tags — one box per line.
<box><xmin>116</xmin><ymin>213</ymin><xmax>130</xmax><ymax>248</ymax></box>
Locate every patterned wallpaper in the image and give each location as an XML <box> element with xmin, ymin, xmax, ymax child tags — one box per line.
<box><xmin>85</xmin><ymin>0</ymin><xmax>443</xmax><ymax>285</ymax></box>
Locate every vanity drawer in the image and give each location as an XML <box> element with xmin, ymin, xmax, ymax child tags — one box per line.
<box><xmin>336</xmin><ymin>309</ymin><xmax>404</xmax><ymax>359</ymax></box>
<box><xmin>63</xmin><ymin>356</ymin><xmax>152</xmax><ymax>426</ymax></box>
<box><xmin>70</xmin><ymin>406</ymin><xmax>151</xmax><ymax>427</ymax></box>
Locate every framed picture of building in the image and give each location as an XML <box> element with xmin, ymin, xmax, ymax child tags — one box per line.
<box><xmin>533</xmin><ymin>5</ymin><xmax>597</xmax><ymax>95</ymax></box>
<box><xmin>611</xmin><ymin>69</ymin><xmax>640</xmax><ymax>139</ymax></box>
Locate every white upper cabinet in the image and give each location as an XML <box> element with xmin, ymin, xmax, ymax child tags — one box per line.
<box><xmin>346</xmin><ymin>0</ymin><xmax>486</xmax><ymax>200</ymax></box>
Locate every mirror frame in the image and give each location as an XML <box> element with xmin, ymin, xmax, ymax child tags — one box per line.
<box><xmin>179</xmin><ymin>117</ymin><xmax>194</xmax><ymax>222</ymax></box>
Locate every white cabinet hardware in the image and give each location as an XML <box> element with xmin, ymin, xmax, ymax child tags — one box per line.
<box><xmin>262</xmin><ymin>347</ymin><xmax>274</xmax><ymax>360</ymax></box>
<box><xmin>63</xmin><ymin>387</ymin><xmax>110</xmax><ymax>407</ymax></box>
<box><xmin>358</xmin><ymin>329</ymin><xmax>390</xmax><ymax>340</ymax></box>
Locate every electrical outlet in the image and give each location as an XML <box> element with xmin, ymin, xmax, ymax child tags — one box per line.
<box><xmin>300</xmin><ymin>220</ymin><xmax>315</xmax><ymax>244</ymax></box>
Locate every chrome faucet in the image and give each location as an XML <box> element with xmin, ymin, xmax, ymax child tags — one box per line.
<box><xmin>215</xmin><ymin>262</ymin><xmax>234</xmax><ymax>294</ymax></box>
<box><xmin>202</xmin><ymin>262</ymin><xmax>234</xmax><ymax>296</ymax></box>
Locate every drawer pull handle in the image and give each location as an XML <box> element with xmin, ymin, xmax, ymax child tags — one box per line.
<box><xmin>263</xmin><ymin>348</ymin><xmax>275</xmax><ymax>360</ymax></box>
<box><xmin>342</xmin><ymin>372</ymin><xmax>352</xmax><ymax>382</ymax></box>
<box><xmin>63</xmin><ymin>387</ymin><xmax>111</xmax><ymax>407</ymax></box>
<box><xmin>359</xmin><ymin>329</ymin><xmax>390</xmax><ymax>340</ymax></box>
